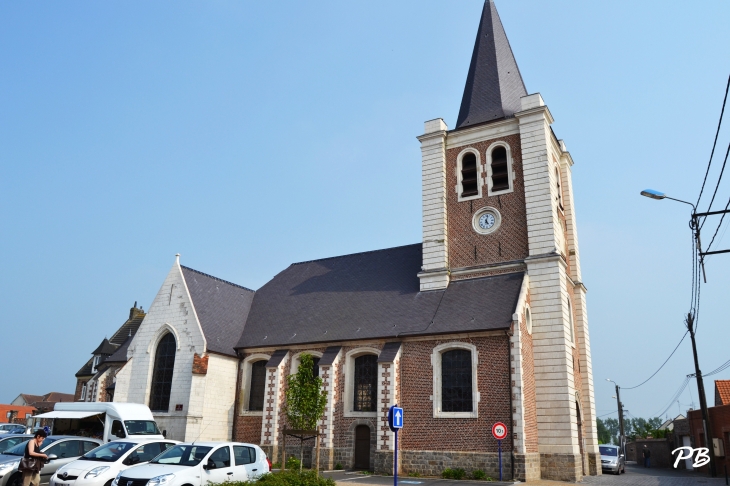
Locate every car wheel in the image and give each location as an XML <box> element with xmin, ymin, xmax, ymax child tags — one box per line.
<box><xmin>9</xmin><ymin>473</ymin><xmax>22</xmax><ymax>486</ymax></box>
<box><xmin>104</xmin><ymin>480</ymin><xmax>114</xmax><ymax>486</ymax></box>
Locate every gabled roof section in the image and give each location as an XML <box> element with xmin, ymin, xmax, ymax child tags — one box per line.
<box><xmin>237</xmin><ymin>244</ymin><xmax>523</xmax><ymax>348</ymax></box>
<box><xmin>75</xmin><ymin>357</ymin><xmax>94</xmax><ymax>377</ymax></box>
<box><xmin>104</xmin><ymin>336</ymin><xmax>133</xmax><ymax>365</ymax></box>
<box><xmin>716</xmin><ymin>380</ymin><xmax>730</xmax><ymax>406</ymax></box>
<box><xmin>92</xmin><ymin>338</ymin><xmax>118</xmax><ymax>356</ymax></box>
<box><xmin>109</xmin><ymin>307</ymin><xmax>145</xmax><ymax>346</ymax></box>
<box><xmin>181</xmin><ymin>266</ymin><xmax>255</xmax><ymax>357</ymax></box>
<box><xmin>456</xmin><ymin>0</ymin><xmax>527</xmax><ymax>129</ymax></box>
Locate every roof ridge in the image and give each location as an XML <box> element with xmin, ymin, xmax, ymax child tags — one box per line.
<box><xmin>291</xmin><ymin>243</ymin><xmax>422</xmax><ymax>266</ymax></box>
<box><xmin>181</xmin><ymin>265</ymin><xmax>256</xmax><ymax>293</ymax></box>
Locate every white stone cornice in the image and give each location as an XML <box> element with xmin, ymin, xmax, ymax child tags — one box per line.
<box><xmin>514</xmin><ymin>105</ymin><xmax>555</xmax><ymax>125</ymax></box>
<box><xmin>417</xmin><ymin>130</ymin><xmax>447</xmax><ymax>143</ymax></box>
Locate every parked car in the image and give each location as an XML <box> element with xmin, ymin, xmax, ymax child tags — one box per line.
<box><xmin>113</xmin><ymin>442</ymin><xmax>270</xmax><ymax>486</ymax></box>
<box><xmin>599</xmin><ymin>444</ymin><xmax>625</xmax><ymax>474</ymax></box>
<box><xmin>49</xmin><ymin>439</ymin><xmax>179</xmax><ymax>486</ymax></box>
<box><xmin>0</xmin><ymin>426</ymin><xmax>26</xmax><ymax>436</ymax></box>
<box><xmin>0</xmin><ymin>436</ymin><xmax>104</xmax><ymax>486</ymax></box>
<box><xmin>0</xmin><ymin>437</ymin><xmax>30</xmax><ymax>456</ymax></box>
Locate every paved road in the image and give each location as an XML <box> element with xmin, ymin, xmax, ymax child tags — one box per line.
<box><xmin>326</xmin><ymin>463</ymin><xmax>727</xmax><ymax>486</ymax></box>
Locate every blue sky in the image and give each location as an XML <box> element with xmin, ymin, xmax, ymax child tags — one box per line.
<box><xmin>1</xmin><ymin>1</ymin><xmax>729</xmax><ymax>422</ymax></box>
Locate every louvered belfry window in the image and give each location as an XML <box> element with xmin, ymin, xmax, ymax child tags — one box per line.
<box><xmin>248</xmin><ymin>360</ymin><xmax>267</xmax><ymax>411</ymax></box>
<box><xmin>353</xmin><ymin>355</ymin><xmax>377</xmax><ymax>412</ymax></box>
<box><xmin>491</xmin><ymin>146</ymin><xmax>509</xmax><ymax>191</ymax></box>
<box><xmin>441</xmin><ymin>349</ymin><xmax>473</xmax><ymax>412</ymax></box>
<box><xmin>460</xmin><ymin>152</ymin><xmax>479</xmax><ymax>197</ymax></box>
<box><xmin>149</xmin><ymin>333</ymin><xmax>176</xmax><ymax>412</ymax></box>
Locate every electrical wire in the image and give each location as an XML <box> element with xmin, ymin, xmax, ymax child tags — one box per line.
<box><xmin>697</xmin><ymin>74</ymin><xmax>730</xmax><ymax>218</ymax></box>
<box><xmin>652</xmin><ymin>375</ymin><xmax>692</xmax><ymax>418</ymax></box>
<box><xmin>622</xmin><ymin>331</ymin><xmax>689</xmax><ymax>390</ymax></box>
<box><xmin>704</xmin><ymin>190</ymin><xmax>730</xmax><ymax>253</ymax></box>
<box><xmin>700</xmin><ymin>140</ymin><xmax>730</xmax><ymax>232</ymax></box>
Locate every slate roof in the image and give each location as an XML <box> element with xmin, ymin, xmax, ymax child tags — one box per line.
<box><xmin>456</xmin><ymin>0</ymin><xmax>527</xmax><ymax>129</ymax></box>
<box><xmin>181</xmin><ymin>266</ymin><xmax>255</xmax><ymax>357</ymax></box>
<box><xmin>109</xmin><ymin>310</ymin><xmax>145</xmax><ymax>346</ymax></box>
<box><xmin>75</xmin><ymin>358</ymin><xmax>94</xmax><ymax>377</ymax></box>
<box><xmin>716</xmin><ymin>380</ymin><xmax>730</xmax><ymax>406</ymax></box>
<box><xmin>104</xmin><ymin>336</ymin><xmax>133</xmax><ymax>364</ymax></box>
<box><xmin>92</xmin><ymin>338</ymin><xmax>119</xmax><ymax>356</ymax></box>
<box><xmin>237</xmin><ymin>244</ymin><xmax>523</xmax><ymax>349</ymax></box>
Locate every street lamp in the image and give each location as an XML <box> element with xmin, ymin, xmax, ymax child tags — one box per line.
<box><xmin>639</xmin><ymin>188</ymin><xmax>716</xmax><ymax>477</ymax></box>
<box><xmin>606</xmin><ymin>379</ymin><xmax>625</xmax><ymax>455</ymax></box>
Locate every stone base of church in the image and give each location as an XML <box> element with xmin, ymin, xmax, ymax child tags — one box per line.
<box><xmin>373</xmin><ymin>450</ymin><xmax>402</xmax><ymax>475</ymax></box>
<box><xmin>539</xmin><ymin>453</ymin><xmax>583</xmax><ymax>482</ymax></box>
<box><xmin>396</xmin><ymin>451</ymin><xmax>512</xmax><ymax>479</ymax></box>
<box><xmin>587</xmin><ymin>452</ymin><xmax>601</xmax><ymax>476</ymax></box>
<box><xmin>513</xmin><ymin>452</ymin><xmax>540</xmax><ymax>482</ymax></box>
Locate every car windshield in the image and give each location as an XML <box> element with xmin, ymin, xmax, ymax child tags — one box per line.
<box><xmin>5</xmin><ymin>438</ymin><xmax>57</xmax><ymax>456</ymax></box>
<box><xmin>81</xmin><ymin>442</ymin><xmax>136</xmax><ymax>462</ymax></box>
<box><xmin>124</xmin><ymin>421</ymin><xmax>161</xmax><ymax>436</ymax></box>
<box><xmin>151</xmin><ymin>445</ymin><xmax>212</xmax><ymax>466</ymax></box>
<box><xmin>599</xmin><ymin>446</ymin><xmax>618</xmax><ymax>457</ymax></box>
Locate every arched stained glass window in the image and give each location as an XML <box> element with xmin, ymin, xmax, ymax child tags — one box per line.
<box><xmin>248</xmin><ymin>360</ymin><xmax>267</xmax><ymax>411</ymax></box>
<box><xmin>353</xmin><ymin>355</ymin><xmax>377</xmax><ymax>412</ymax></box>
<box><xmin>441</xmin><ymin>349</ymin><xmax>473</xmax><ymax>412</ymax></box>
<box><xmin>149</xmin><ymin>333</ymin><xmax>176</xmax><ymax>412</ymax></box>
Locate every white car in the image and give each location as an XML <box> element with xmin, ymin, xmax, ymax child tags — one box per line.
<box><xmin>113</xmin><ymin>442</ymin><xmax>269</xmax><ymax>486</ymax></box>
<box><xmin>50</xmin><ymin>439</ymin><xmax>179</xmax><ymax>486</ymax></box>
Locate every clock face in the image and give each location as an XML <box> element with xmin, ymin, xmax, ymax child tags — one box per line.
<box><xmin>479</xmin><ymin>213</ymin><xmax>495</xmax><ymax>229</ymax></box>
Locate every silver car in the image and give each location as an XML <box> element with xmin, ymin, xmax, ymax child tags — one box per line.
<box><xmin>0</xmin><ymin>437</ymin><xmax>30</xmax><ymax>456</ymax></box>
<box><xmin>0</xmin><ymin>436</ymin><xmax>103</xmax><ymax>486</ymax></box>
<box><xmin>599</xmin><ymin>444</ymin><xmax>625</xmax><ymax>474</ymax></box>
<box><xmin>0</xmin><ymin>427</ymin><xmax>26</xmax><ymax>436</ymax></box>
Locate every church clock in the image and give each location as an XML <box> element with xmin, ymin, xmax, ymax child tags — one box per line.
<box><xmin>472</xmin><ymin>207</ymin><xmax>501</xmax><ymax>235</ymax></box>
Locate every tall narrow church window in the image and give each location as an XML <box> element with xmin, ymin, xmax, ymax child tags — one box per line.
<box><xmin>555</xmin><ymin>167</ymin><xmax>564</xmax><ymax>210</ymax></box>
<box><xmin>441</xmin><ymin>349</ymin><xmax>473</xmax><ymax>412</ymax></box>
<box><xmin>567</xmin><ymin>297</ymin><xmax>574</xmax><ymax>344</ymax></box>
<box><xmin>248</xmin><ymin>360</ymin><xmax>267</xmax><ymax>411</ymax></box>
<box><xmin>353</xmin><ymin>355</ymin><xmax>377</xmax><ymax>412</ymax></box>
<box><xmin>149</xmin><ymin>333</ymin><xmax>176</xmax><ymax>412</ymax></box>
<box><xmin>460</xmin><ymin>152</ymin><xmax>479</xmax><ymax>197</ymax></box>
<box><xmin>490</xmin><ymin>146</ymin><xmax>509</xmax><ymax>192</ymax></box>
<box><xmin>312</xmin><ymin>357</ymin><xmax>320</xmax><ymax>378</ymax></box>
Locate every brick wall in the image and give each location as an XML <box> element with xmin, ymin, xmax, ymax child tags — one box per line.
<box><xmin>399</xmin><ymin>336</ymin><xmax>510</xmax><ymax>452</ymax></box>
<box><xmin>688</xmin><ymin>404</ymin><xmax>730</xmax><ymax>473</ymax></box>
<box><xmin>445</xmin><ymin>134</ymin><xmax>528</xmax><ymax>270</ymax></box>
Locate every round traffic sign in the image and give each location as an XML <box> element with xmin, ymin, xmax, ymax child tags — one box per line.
<box><xmin>492</xmin><ymin>422</ymin><xmax>508</xmax><ymax>440</ymax></box>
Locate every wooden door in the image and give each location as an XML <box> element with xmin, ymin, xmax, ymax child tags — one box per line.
<box><xmin>354</xmin><ymin>425</ymin><xmax>370</xmax><ymax>470</ymax></box>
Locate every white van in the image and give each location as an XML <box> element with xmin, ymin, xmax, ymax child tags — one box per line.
<box><xmin>33</xmin><ymin>403</ymin><xmax>164</xmax><ymax>443</ymax></box>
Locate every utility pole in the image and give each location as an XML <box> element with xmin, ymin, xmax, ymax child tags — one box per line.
<box><xmin>607</xmin><ymin>379</ymin><xmax>625</xmax><ymax>455</ymax></box>
<box><xmin>687</xmin><ymin>312</ymin><xmax>716</xmax><ymax>477</ymax></box>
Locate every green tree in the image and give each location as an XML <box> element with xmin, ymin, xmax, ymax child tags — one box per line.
<box><xmin>596</xmin><ymin>419</ymin><xmax>610</xmax><ymax>444</ymax></box>
<box><xmin>283</xmin><ymin>354</ymin><xmax>328</xmax><ymax>472</ymax></box>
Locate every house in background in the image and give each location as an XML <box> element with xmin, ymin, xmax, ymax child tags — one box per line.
<box><xmin>716</xmin><ymin>380</ymin><xmax>730</xmax><ymax>406</ymax></box>
<box><xmin>11</xmin><ymin>392</ymin><xmax>74</xmax><ymax>413</ymax></box>
<box><xmin>0</xmin><ymin>404</ymin><xmax>37</xmax><ymax>424</ymax></box>
<box><xmin>74</xmin><ymin>303</ymin><xmax>146</xmax><ymax>402</ymax></box>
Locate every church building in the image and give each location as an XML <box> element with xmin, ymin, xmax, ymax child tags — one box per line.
<box><xmin>77</xmin><ymin>1</ymin><xmax>600</xmax><ymax>481</ymax></box>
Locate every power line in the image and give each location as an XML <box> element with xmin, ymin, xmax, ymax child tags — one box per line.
<box><xmin>652</xmin><ymin>375</ymin><xmax>692</xmax><ymax>418</ymax></box>
<box><xmin>622</xmin><ymin>331</ymin><xmax>689</xmax><ymax>390</ymax></box>
<box><xmin>700</xmin><ymin>139</ymin><xmax>730</xmax><ymax>232</ymax></box>
<box><xmin>696</xmin><ymin>74</ymin><xmax>730</xmax><ymax>213</ymax></box>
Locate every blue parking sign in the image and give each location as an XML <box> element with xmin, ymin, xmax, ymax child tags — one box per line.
<box><xmin>388</xmin><ymin>405</ymin><xmax>403</xmax><ymax>431</ymax></box>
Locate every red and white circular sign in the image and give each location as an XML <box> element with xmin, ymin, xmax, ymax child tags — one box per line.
<box><xmin>492</xmin><ymin>422</ymin><xmax>508</xmax><ymax>440</ymax></box>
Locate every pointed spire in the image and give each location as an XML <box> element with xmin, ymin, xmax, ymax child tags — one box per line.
<box><xmin>456</xmin><ymin>0</ymin><xmax>527</xmax><ymax>129</ymax></box>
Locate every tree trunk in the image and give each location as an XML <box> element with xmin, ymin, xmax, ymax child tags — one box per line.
<box><xmin>300</xmin><ymin>438</ymin><xmax>304</xmax><ymax>473</ymax></box>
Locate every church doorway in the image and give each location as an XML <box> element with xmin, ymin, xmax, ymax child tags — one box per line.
<box><xmin>354</xmin><ymin>425</ymin><xmax>371</xmax><ymax>470</ymax></box>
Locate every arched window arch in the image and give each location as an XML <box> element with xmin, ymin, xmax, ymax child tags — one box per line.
<box><xmin>525</xmin><ymin>305</ymin><xmax>533</xmax><ymax>335</ymax></box>
<box><xmin>486</xmin><ymin>142</ymin><xmax>514</xmax><ymax>196</ymax></box>
<box><xmin>457</xmin><ymin>149</ymin><xmax>483</xmax><ymax>201</ymax></box>
<box><xmin>441</xmin><ymin>349</ymin><xmax>472</xmax><ymax>412</ymax></box>
<box><xmin>149</xmin><ymin>333</ymin><xmax>176</xmax><ymax>412</ymax></box>
<box><xmin>555</xmin><ymin>166</ymin><xmax>564</xmax><ymax>210</ymax></box>
<box><xmin>290</xmin><ymin>351</ymin><xmax>323</xmax><ymax>378</ymax></box>
<box><xmin>248</xmin><ymin>360</ymin><xmax>267</xmax><ymax>411</ymax></box>
<box><xmin>353</xmin><ymin>355</ymin><xmax>377</xmax><ymax>412</ymax></box>
<box><xmin>431</xmin><ymin>342</ymin><xmax>479</xmax><ymax>418</ymax></box>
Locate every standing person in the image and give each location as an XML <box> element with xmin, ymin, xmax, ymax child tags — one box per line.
<box><xmin>19</xmin><ymin>430</ymin><xmax>48</xmax><ymax>486</ymax></box>
<box><xmin>642</xmin><ymin>445</ymin><xmax>651</xmax><ymax>468</ymax></box>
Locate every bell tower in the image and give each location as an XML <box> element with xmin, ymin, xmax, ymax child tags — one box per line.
<box><xmin>417</xmin><ymin>1</ymin><xmax>600</xmax><ymax>480</ymax></box>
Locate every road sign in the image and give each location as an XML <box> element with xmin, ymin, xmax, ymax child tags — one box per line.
<box><xmin>492</xmin><ymin>422</ymin><xmax>507</xmax><ymax>440</ymax></box>
<box><xmin>388</xmin><ymin>406</ymin><xmax>403</xmax><ymax>431</ymax></box>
